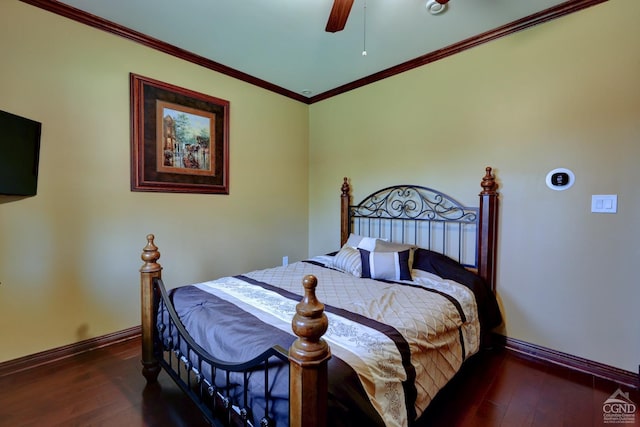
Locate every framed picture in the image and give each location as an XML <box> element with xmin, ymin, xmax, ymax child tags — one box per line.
<box><xmin>130</xmin><ymin>73</ymin><xmax>229</xmax><ymax>194</ymax></box>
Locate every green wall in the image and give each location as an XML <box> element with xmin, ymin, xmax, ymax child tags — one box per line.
<box><xmin>2</xmin><ymin>0</ymin><xmax>638</xmax><ymax>375</ymax></box>
<box><xmin>309</xmin><ymin>0</ymin><xmax>640</xmax><ymax>372</ymax></box>
<box><xmin>0</xmin><ymin>1</ymin><xmax>309</xmax><ymax>362</ymax></box>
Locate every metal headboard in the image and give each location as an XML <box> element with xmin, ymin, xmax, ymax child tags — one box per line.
<box><xmin>339</xmin><ymin>167</ymin><xmax>500</xmax><ymax>291</ymax></box>
<box><xmin>348</xmin><ymin>184</ymin><xmax>479</xmax><ymax>269</ymax></box>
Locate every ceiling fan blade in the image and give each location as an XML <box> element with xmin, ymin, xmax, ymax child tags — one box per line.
<box><xmin>325</xmin><ymin>0</ymin><xmax>355</xmax><ymax>33</ymax></box>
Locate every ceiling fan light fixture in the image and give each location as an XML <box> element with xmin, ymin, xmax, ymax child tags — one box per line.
<box><xmin>426</xmin><ymin>0</ymin><xmax>448</xmax><ymax>15</ymax></box>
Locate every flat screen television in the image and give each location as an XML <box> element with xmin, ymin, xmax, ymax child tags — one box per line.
<box><xmin>0</xmin><ymin>110</ymin><xmax>42</xmax><ymax>196</ymax></box>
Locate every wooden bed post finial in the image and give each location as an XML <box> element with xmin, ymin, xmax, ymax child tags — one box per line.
<box><xmin>480</xmin><ymin>166</ymin><xmax>498</xmax><ymax>195</ymax></box>
<box><xmin>340</xmin><ymin>177</ymin><xmax>350</xmax><ymax>247</ymax></box>
<box><xmin>341</xmin><ymin>177</ymin><xmax>349</xmax><ymax>197</ymax></box>
<box><xmin>140</xmin><ymin>234</ymin><xmax>162</xmax><ymax>383</ymax></box>
<box><xmin>141</xmin><ymin>234</ymin><xmax>161</xmax><ymax>273</ymax></box>
<box><xmin>289</xmin><ymin>274</ymin><xmax>330</xmax><ymax>427</ymax></box>
<box><xmin>477</xmin><ymin>167</ymin><xmax>499</xmax><ymax>292</ymax></box>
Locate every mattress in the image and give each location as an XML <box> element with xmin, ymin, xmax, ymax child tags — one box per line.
<box><xmin>163</xmin><ymin>255</ymin><xmax>498</xmax><ymax>427</ymax></box>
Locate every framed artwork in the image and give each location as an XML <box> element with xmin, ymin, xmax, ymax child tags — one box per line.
<box><xmin>130</xmin><ymin>73</ymin><xmax>230</xmax><ymax>194</ymax></box>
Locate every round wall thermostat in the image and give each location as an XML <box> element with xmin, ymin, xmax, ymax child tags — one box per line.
<box><xmin>546</xmin><ymin>168</ymin><xmax>575</xmax><ymax>191</ymax></box>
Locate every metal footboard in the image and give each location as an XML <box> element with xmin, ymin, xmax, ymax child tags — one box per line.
<box><xmin>153</xmin><ymin>277</ymin><xmax>289</xmax><ymax>427</ymax></box>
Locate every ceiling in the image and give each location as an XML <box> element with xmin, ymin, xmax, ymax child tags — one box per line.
<box><xmin>29</xmin><ymin>0</ymin><xmax>602</xmax><ymax>103</ymax></box>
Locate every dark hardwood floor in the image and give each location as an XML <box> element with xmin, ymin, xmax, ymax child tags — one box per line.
<box><xmin>0</xmin><ymin>337</ymin><xmax>637</xmax><ymax>427</ymax></box>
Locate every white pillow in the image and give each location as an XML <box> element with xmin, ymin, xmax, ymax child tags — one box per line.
<box><xmin>345</xmin><ymin>233</ymin><xmax>385</xmax><ymax>251</ymax></box>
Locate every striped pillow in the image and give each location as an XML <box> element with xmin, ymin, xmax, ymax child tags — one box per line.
<box><xmin>359</xmin><ymin>249</ymin><xmax>412</xmax><ymax>281</ymax></box>
<box><xmin>331</xmin><ymin>246</ymin><xmax>362</xmax><ymax>276</ymax></box>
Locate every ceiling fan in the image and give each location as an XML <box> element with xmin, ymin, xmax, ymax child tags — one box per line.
<box><xmin>325</xmin><ymin>0</ymin><xmax>450</xmax><ymax>33</ymax></box>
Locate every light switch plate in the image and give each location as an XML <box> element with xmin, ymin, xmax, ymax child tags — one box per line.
<box><xmin>591</xmin><ymin>195</ymin><xmax>617</xmax><ymax>213</ymax></box>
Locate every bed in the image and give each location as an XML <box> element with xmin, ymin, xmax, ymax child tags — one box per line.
<box><xmin>139</xmin><ymin>166</ymin><xmax>501</xmax><ymax>427</ymax></box>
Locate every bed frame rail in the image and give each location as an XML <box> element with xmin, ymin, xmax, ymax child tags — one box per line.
<box><xmin>140</xmin><ymin>236</ymin><xmax>329</xmax><ymax>427</ymax></box>
<box><xmin>154</xmin><ymin>276</ymin><xmax>289</xmax><ymax>427</ymax></box>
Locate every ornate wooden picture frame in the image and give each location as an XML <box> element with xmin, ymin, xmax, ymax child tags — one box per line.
<box><xmin>130</xmin><ymin>73</ymin><xmax>230</xmax><ymax>194</ymax></box>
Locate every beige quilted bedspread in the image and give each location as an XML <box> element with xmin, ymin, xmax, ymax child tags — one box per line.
<box><xmin>194</xmin><ymin>257</ymin><xmax>479</xmax><ymax>427</ymax></box>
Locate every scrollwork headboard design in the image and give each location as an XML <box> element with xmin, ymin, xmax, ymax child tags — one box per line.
<box><xmin>340</xmin><ymin>167</ymin><xmax>499</xmax><ymax>291</ymax></box>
